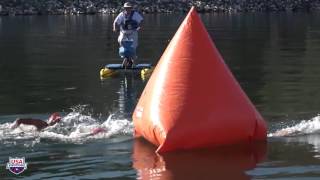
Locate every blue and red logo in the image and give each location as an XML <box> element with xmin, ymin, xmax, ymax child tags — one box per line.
<box><xmin>6</xmin><ymin>157</ymin><xmax>28</xmax><ymax>175</ymax></box>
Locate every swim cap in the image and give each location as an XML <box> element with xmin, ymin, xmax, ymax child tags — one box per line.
<box><xmin>48</xmin><ymin>112</ymin><xmax>62</xmax><ymax>123</ymax></box>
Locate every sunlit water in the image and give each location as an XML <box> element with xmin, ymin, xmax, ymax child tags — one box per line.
<box><xmin>1</xmin><ymin>12</ymin><xmax>320</xmax><ymax>179</ymax></box>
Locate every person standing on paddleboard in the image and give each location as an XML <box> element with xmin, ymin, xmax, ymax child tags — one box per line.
<box><xmin>113</xmin><ymin>2</ymin><xmax>143</xmax><ymax>67</ymax></box>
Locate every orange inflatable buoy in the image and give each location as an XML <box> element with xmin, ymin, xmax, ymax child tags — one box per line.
<box><xmin>133</xmin><ymin>7</ymin><xmax>267</xmax><ymax>153</ymax></box>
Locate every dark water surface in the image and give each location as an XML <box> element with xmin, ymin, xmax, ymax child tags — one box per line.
<box><xmin>1</xmin><ymin>12</ymin><xmax>320</xmax><ymax>179</ymax></box>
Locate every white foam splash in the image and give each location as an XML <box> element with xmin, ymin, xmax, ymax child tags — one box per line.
<box><xmin>0</xmin><ymin>112</ymin><xmax>133</xmax><ymax>146</ymax></box>
<box><xmin>268</xmin><ymin>115</ymin><xmax>320</xmax><ymax>137</ymax></box>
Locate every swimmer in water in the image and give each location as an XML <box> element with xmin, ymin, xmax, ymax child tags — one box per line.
<box><xmin>11</xmin><ymin>112</ymin><xmax>107</xmax><ymax>136</ymax></box>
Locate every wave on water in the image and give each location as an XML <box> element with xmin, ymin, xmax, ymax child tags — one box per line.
<box><xmin>0</xmin><ymin>112</ymin><xmax>133</xmax><ymax>147</ymax></box>
<box><xmin>268</xmin><ymin>115</ymin><xmax>320</xmax><ymax>137</ymax></box>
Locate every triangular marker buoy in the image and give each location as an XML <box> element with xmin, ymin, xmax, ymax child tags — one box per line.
<box><xmin>133</xmin><ymin>7</ymin><xmax>267</xmax><ymax>153</ymax></box>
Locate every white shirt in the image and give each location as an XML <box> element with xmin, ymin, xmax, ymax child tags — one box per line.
<box><xmin>113</xmin><ymin>11</ymin><xmax>143</xmax><ymax>30</ymax></box>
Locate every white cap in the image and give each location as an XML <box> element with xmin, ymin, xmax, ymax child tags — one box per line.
<box><xmin>123</xmin><ymin>2</ymin><xmax>133</xmax><ymax>8</ymax></box>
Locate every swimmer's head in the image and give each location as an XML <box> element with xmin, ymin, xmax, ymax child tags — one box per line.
<box><xmin>48</xmin><ymin>112</ymin><xmax>62</xmax><ymax>125</ymax></box>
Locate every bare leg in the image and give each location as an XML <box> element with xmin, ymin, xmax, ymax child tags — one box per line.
<box><xmin>125</xmin><ymin>58</ymin><xmax>133</xmax><ymax>68</ymax></box>
<box><xmin>122</xmin><ymin>58</ymin><xmax>128</xmax><ymax>68</ymax></box>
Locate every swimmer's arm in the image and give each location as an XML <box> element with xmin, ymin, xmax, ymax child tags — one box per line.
<box><xmin>78</xmin><ymin>128</ymin><xmax>107</xmax><ymax>138</ymax></box>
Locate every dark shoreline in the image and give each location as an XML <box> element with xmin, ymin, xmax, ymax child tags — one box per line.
<box><xmin>0</xmin><ymin>0</ymin><xmax>320</xmax><ymax>16</ymax></box>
